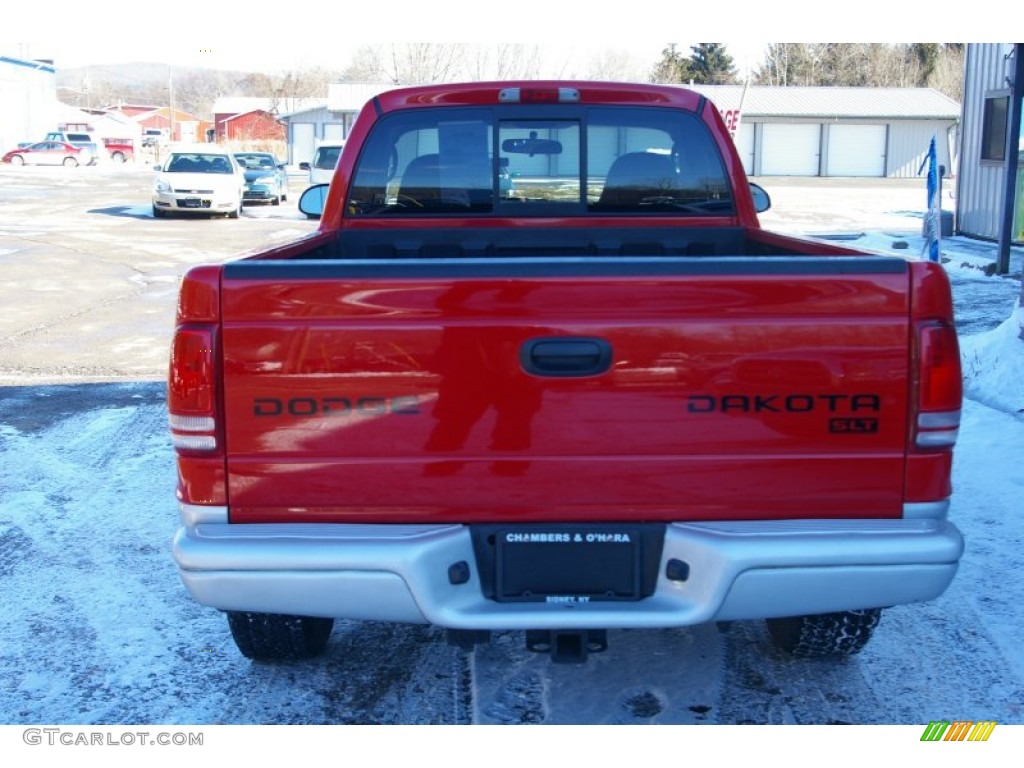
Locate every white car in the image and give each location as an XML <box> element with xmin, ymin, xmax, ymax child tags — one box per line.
<box><xmin>152</xmin><ymin>147</ymin><xmax>245</xmax><ymax>218</ymax></box>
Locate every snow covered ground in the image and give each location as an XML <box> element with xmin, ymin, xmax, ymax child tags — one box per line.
<box><xmin>1</xmin><ymin>177</ymin><xmax>1022</xmax><ymax>763</ymax></box>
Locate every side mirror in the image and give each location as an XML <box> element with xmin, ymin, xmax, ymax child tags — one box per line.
<box><xmin>153</xmin><ymin>164</ymin><xmax>162</xmax><ymax>171</ymax></box>
<box><xmin>298</xmin><ymin>183</ymin><xmax>329</xmax><ymax>219</ymax></box>
<box><xmin>750</xmin><ymin>183</ymin><xmax>771</xmax><ymax>213</ymax></box>
<box><xmin>299</xmin><ymin>162</ymin><xmax>311</xmax><ymax>171</ymax></box>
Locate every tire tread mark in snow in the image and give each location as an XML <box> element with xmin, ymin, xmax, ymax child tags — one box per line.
<box><xmin>716</xmin><ymin>620</ymin><xmax>888</xmax><ymax>724</ymax></box>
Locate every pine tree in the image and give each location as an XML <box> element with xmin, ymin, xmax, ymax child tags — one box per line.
<box><xmin>689</xmin><ymin>44</ymin><xmax>737</xmax><ymax>85</ymax></box>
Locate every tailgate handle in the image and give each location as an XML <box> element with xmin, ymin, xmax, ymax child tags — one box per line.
<box><xmin>521</xmin><ymin>337</ymin><xmax>612</xmax><ymax>377</ymax></box>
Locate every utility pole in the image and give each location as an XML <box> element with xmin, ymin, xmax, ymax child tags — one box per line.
<box><xmin>169</xmin><ymin>66</ymin><xmax>176</xmax><ymax>143</ymax></box>
<box><xmin>997</xmin><ymin>43</ymin><xmax>1023</xmax><ymax>276</ymax></box>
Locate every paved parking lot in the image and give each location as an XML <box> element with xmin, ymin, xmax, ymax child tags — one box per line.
<box><xmin>0</xmin><ymin>164</ymin><xmax>317</xmax><ymax>384</ymax></box>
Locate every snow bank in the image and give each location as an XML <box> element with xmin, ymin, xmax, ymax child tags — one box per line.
<box><xmin>960</xmin><ymin>304</ymin><xmax>1024</xmax><ymax>415</ymax></box>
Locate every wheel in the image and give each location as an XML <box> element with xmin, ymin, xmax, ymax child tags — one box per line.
<box><xmin>226</xmin><ymin>611</ymin><xmax>334</xmax><ymax>660</ymax></box>
<box><xmin>766</xmin><ymin>608</ymin><xmax>882</xmax><ymax>658</ymax></box>
<box><xmin>152</xmin><ymin>205</ymin><xmax>164</xmax><ymax>218</ymax></box>
<box><xmin>111</xmin><ymin>151</ymin><xmax>125</xmax><ymax>163</ymax></box>
<box><xmin>271</xmin><ymin>194</ymin><xmax>280</xmax><ymax>206</ymax></box>
<box><xmin>11</xmin><ymin>154</ymin><xmax>25</xmax><ymax>166</ymax></box>
<box><xmin>63</xmin><ymin>157</ymin><xmax>79</xmax><ymax>167</ymax></box>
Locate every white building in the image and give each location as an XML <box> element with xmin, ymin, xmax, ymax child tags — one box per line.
<box><xmin>0</xmin><ymin>54</ymin><xmax>58</xmax><ymax>150</ymax></box>
<box><xmin>279</xmin><ymin>84</ymin><xmax>393</xmax><ymax>166</ymax></box>
<box><xmin>686</xmin><ymin>85</ymin><xmax>960</xmax><ymax>179</ymax></box>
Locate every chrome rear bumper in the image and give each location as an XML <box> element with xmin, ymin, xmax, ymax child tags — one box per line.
<box><xmin>172</xmin><ymin>505</ymin><xmax>963</xmax><ymax>629</ymax></box>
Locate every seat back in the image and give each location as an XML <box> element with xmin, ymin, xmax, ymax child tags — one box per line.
<box><xmin>398</xmin><ymin>154</ymin><xmax>443</xmax><ymax>206</ymax></box>
<box><xmin>597</xmin><ymin>152</ymin><xmax>677</xmax><ymax>208</ymax></box>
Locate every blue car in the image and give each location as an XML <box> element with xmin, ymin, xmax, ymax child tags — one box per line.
<box><xmin>234</xmin><ymin>152</ymin><xmax>289</xmax><ymax>206</ymax></box>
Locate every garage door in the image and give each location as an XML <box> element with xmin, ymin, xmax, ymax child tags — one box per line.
<box><xmin>291</xmin><ymin>123</ymin><xmax>315</xmax><ymax>166</ymax></box>
<box><xmin>761</xmin><ymin>123</ymin><xmax>821</xmax><ymax>176</ymax></box>
<box><xmin>734</xmin><ymin>123</ymin><xmax>754</xmax><ymax>176</ymax></box>
<box><xmin>827</xmin><ymin>124</ymin><xmax>887</xmax><ymax>177</ymax></box>
<box><xmin>323</xmin><ymin>123</ymin><xmax>345</xmax><ymax>141</ymax></box>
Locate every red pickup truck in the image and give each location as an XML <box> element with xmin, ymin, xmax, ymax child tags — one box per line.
<box><xmin>169</xmin><ymin>81</ymin><xmax>964</xmax><ymax>664</ymax></box>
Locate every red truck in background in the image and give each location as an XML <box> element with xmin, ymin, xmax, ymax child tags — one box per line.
<box><xmin>169</xmin><ymin>81</ymin><xmax>964</xmax><ymax>664</ymax></box>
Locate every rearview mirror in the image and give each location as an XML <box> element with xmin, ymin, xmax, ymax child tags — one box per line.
<box><xmin>501</xmin><ymin>137</ymin><xmax>562</xmax><ymax>156</ymax></box>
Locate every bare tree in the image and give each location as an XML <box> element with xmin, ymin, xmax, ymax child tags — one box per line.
<box><xmin>342</xmin><ymin>46</ymin><xmax>390</xmax><ymax>82</ymax></box>
<box><xmin>753</xmin><ymin>43</ymin><xmax>964</xmax><ymax>100</ymax></box>
<box><xmin>271</xmin><ymin>68</ymin><xmax>334</xmax><ymax>113</ymax></box>
<box><xmin>584</xmin><ymin>49</ymin><xmax>650</xmax><ymax>82</ymax></box>
<box><xmin>462</xmin><ymin>44</ymin><xmax>544</xmax><ymax>80</ymax></box>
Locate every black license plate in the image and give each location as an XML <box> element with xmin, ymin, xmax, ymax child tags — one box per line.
<box><xmin>495</xmin><ymin>527</ymin><xmax>641</xmax><ymax>602</ymax></box>
<box><xmin>180</xmin><ymin>197</ymin><xmax>209</xmax><ymax>209</ymax></box>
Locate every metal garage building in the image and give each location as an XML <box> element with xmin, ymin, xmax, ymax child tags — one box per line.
<box><xmin>280</xmin><ymin>84</ymin><xmax>388</xmax><ymax>166</ymax></box>
<box><xmin>0</xmin><ymin>54</ymin><xmax>58</xmax><ymax>151</ymax></box>
<box><xmin>687</xmin><ymin>85</ymin><xmax>960</xmax><ymax>179</ymax></box>
<box><xmin>955</xmin><ymin>43</ymin><xmax>1023</xmax><ymax>243</ymax></box>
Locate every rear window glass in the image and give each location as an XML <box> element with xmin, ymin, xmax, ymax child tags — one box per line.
<box><xmin>347</xmin><ymin>106</ymin><xmax>733</xmax><ymax>217</ymax></box>
<box><xmin>314</xmin><ymin>146</ymin><xmax>343</xmax><ymax>170</ymax></box>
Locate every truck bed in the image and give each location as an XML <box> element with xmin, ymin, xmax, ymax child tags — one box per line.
<box><xmin>245</xmin><ymin>225</ymin><xmax>862</xmax><ymax>262</ymax></box>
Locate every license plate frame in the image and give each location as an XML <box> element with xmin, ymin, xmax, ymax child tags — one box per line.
<box><xmin>495</xmin><ymin>527</ymin><xmax>642</xmax><ymax>603</ymax></box>
<box><xmin>180</xmin><ymin>197</ymin><xmax>209</xmax><ymax>209</ymax></box>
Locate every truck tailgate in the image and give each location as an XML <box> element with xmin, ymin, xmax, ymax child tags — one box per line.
<box><xmin>219</xmin><ymin>257</ymin><xmax>911</xmax><ymax>524</ymax></box>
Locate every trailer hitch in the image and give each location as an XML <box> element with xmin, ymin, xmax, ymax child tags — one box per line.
<box><xmin>526</xmin><ymin>629</ymin><xmax>608</xmax><ymax>663</ymax></box>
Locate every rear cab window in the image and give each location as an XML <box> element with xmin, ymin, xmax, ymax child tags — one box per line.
<box><xmin>314</xmin><ymin>146</ymin><xmax>343</xmax><ymax>170</ymax></box>
<box><xmin>346</xmin><ymin>106</ymin><xmax>733</xmax><ymax>217</ymax></box>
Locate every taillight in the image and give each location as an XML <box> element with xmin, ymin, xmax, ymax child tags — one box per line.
<box><xmin>169</xmin><ymin>325</ymin><xmax>218</xmax><ymax>453</ymax></box>
<box><xmin>914</xmin><ymin>321</ymin><xmax>962</xmax><ymax>448</ymax></box>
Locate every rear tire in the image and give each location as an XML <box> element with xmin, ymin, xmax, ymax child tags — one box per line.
<box><xmin>63</xmin><ymin>157</ymin><xmax>79</xmax><ymax>167</ymax></box>
<box><xmin>111</xmin><ymin>151</ymin><xmax>125</xmax><ymax>163</ymax></box>
<box><xmin>226</xmin><ymin>611</ymin><xmax>334</xmax><ymax>661</ymax></box>
<box><xmin>766</xmin><ymin>609</ymin><xmax>882</xmax><ymax>658</ymax></box>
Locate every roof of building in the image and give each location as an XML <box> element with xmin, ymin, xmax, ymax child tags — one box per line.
<box><xmin>326</xmin><ymin>83</ymin><xmax>395</xmax><ymax>112</ymax></box>
<box><xmin>220</xmin><ymin>109</ymin><xmax>281</xmax><ymax>124</ymax></box>
<box><xmin>683</xmin><ymin>85</ymin><xmax>961</xmax><ymax>120</ymax></box>
<box><xmin>1</xmin><ymin>54</ymin><xmax>55</xmax><ymax>74</ymax></box>
<box><xmin>212</xmin><ymin>96</ymin><xmax>325</xmax><ymax>117</ymax></box>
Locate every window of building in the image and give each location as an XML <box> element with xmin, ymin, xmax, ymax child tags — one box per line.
<box><xmin>981</xmin><ymin>93</ymin><xmax>1009</xmax><ymax>162</ymax></box>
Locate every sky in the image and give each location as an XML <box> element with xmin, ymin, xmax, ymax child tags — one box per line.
<box><xmin>2</xmin><ymin>1</ymin><xmax>1007</xmax><ymax>78</ymax></box>
<box><xmin>5</xmin><ymin>41</ymin><xmax>764</xmax><ymax>80</ymax></box>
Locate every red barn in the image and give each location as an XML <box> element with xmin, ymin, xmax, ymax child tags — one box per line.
<box><xmin>218</xmin><ymin>109</ymin><xmax>285</xmax><ymax>142</ymax></box>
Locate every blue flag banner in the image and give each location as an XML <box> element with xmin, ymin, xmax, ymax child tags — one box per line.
<box><xmin>918</xmin><ymin>137</ymin><xmax>941</xmax><ymax>262</ymax></box>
